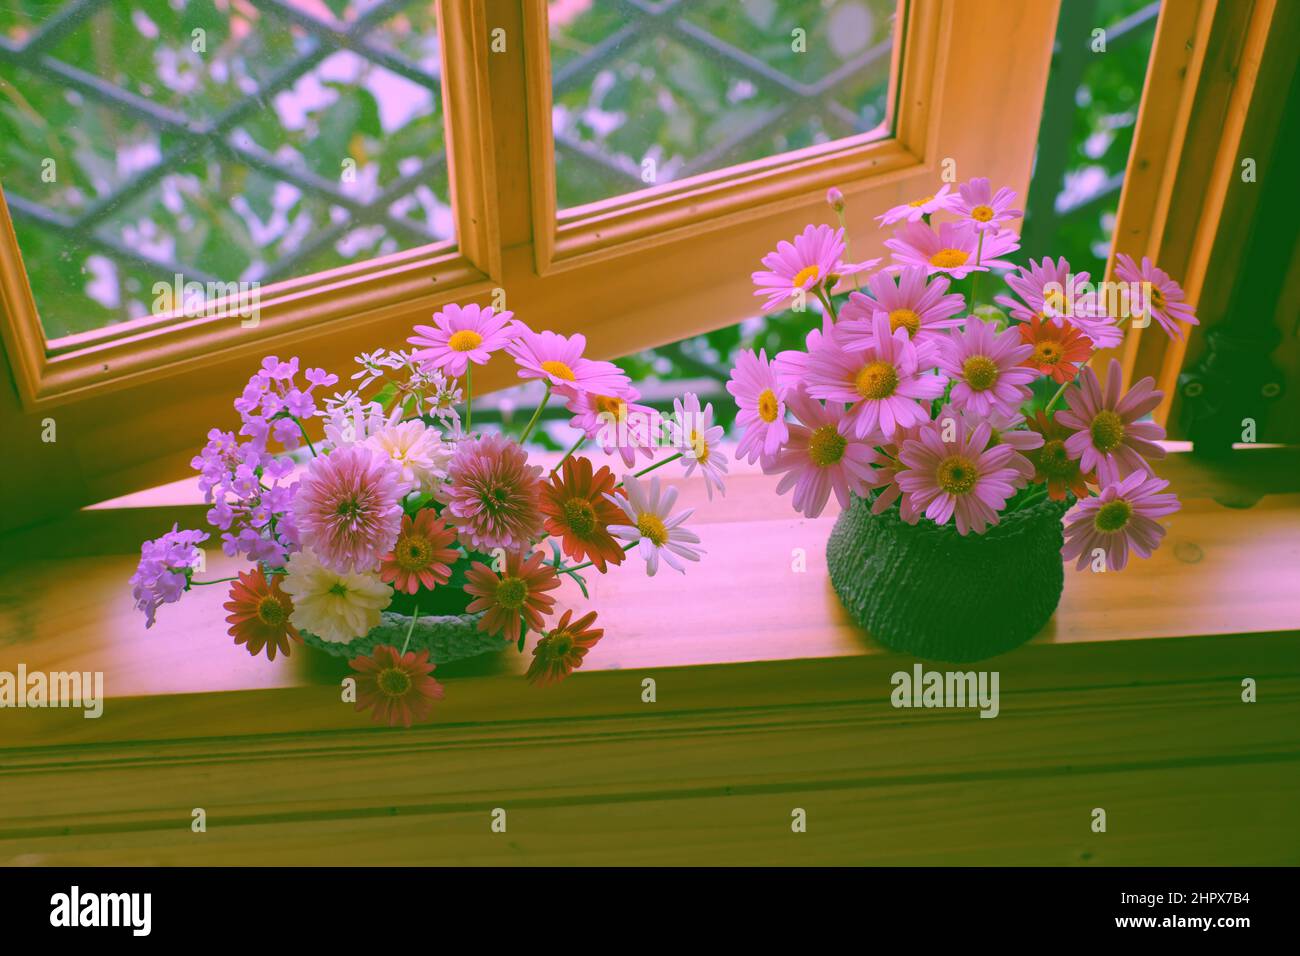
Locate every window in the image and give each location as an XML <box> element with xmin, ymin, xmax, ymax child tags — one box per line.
<box><xmin>2</xmin><ymin>0</ymin><xmax>1064</xmax><ymax>527</ymax></box>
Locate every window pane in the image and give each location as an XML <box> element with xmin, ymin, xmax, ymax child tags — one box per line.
<box><xmin>0</xmin><ymin>0</ymin><xmax>451</xmax><ymax>340</ymax></box>
<box><xmin>550</xmin><ymin>0</ymin><xmax>901</xmax><ymax>210</ymax></box>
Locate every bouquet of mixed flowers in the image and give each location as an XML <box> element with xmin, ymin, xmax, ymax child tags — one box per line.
<box><xmin>730</xmin><ymin>178</ymin><xmax>1197</xmax><ymax>572</ymax></box>
<box><xmin>130</xmin><ymin>307</ymin><xmax>726</xmax><ymax>725</ymax></box>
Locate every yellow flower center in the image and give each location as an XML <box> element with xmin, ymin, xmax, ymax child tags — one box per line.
<box><xmin>889</xmin><ymin>308</ymin><xmax>922</xmax><ymax>336</ymax></box>
<box><xmin>1037</xmin><ymin>439</ymin><xmax>1073</xmax><ymax>478</ymax></box>
<box><xmin>447</xmin><ymin>329</ymin><xmax>483</xmax><ymax>352</ymax></box>
<box><xmin>757</xmin><ymin>388</ymin><xmax>779</xmax><ymax>423</ymax></box>
<box><xmin>962</xmin><ymin>355</ymin><xmax>1000</xmax><ymax>391</ymax></box>
<box><xmin>636</xmin><ymin>512</ymin><xmax>669</xmax><ymax>547</ymax></box>
<box><xmin>546</xmin><ymin>632</ymin><xmax>575</xmax><ymax>658</ymax></box>
<box><xmin>909</xmin><ymin>195</ymin><xmax>935</xmax><ymax>207</ymax></box>
<box><xmin>256</xmin><ymin>595</ymin><xmax>286</xmax><ymax>627</ymax></box>
<box><xmin>690</xmin><ymin>430</ymin><xmax>710</xmax><ymax>464</ymax></box>
<box><xmin>971</xmin><ymin>204</ymin><xmax>995</xmax><ymax>222</ymax></box>
<box><xmin>1033</xmin><ymin>341</ymin><xmax>1062</xmax><ymax>365</ymax></box>
<box><xmin>808</xmin><ymin>424</ymin><xmax>847</xmax><ymax>467</ymax></box>
<box><xmin>1094</xmin><ymin>499</ymin><xmax>1133</xmax><ymax>533</ymax></box>
<box><xmin>377</xmin><ymin>667</ymin><xmax>412</xmax><ymax>697</ymax></box>
<box><xmin>929</xmin><ymin>249</ymin><xmax>969</xmax><ymax>269</ymax></box>
<box><xmin>1090</xmin><ymin>409</ymin><xmax>1126</xmax><ymax>452</ymax></box>
<box><xmin>541</xmin><ymin>359</ymin><xmax>576</xmax><ymax>381</ymax></box>
<box><xmin>936</xmin><ymin>455</ymin><xmax>978</xmax><ymax>495</ymax></box>
<box><xmin>394</xmin><ymin>534</ymin><xmax>433</xmax><ymax>572</ymax></box>
<box><xmin>561</xmin><ymin>497</ymin><xmax>598</xmax><ymax>537</ymax></box>
<box><xmin>1150</xmin><ymin>286</ymin><xmax>1167</xmax><ymax>310</ymax></box>
<box><xmin>1044</xmin><ymin>288</ymin><xmax>1067</xmax><ymax>313</ymax></box>
<box><xmin>855</xmin><ymin>360</ymin><xmax>898</xmax><ymax>400</ymax></box>
<box><xmin>495</xmin><ymin>576</ymin><xmax>528</xmax><ymax>610</ymax></box>
<box><xmin>792</xmin><ymin>264</ymin><xmax>821</xmax><ymax>288</ymax></box>
<box><xmin>594</xmin><ymin>394</ymin><xmax>626</xmax><ymax>418</ymax></box>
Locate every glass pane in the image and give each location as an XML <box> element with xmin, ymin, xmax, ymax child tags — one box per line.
<box><xmin>0</xmin><ymin>0</ymin><xmax>451</xmax><ymax>340</ymax></box>
<box><xmin>549</xmin><ymin>0</ymin><xmax>901</xmax><ymax>210</ymax></box>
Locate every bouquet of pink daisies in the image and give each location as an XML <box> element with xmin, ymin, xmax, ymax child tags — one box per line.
<box><xmin>731</xmin><ymin>178</ymin><xmax>1197</xmax><ymax>574</ymax></box>
<box><xmin>130</xmin><ymin>308</ymin><xmax>725</xmax><ymax>726</ymax></box>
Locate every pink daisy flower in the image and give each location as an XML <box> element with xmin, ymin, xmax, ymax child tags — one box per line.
<box><xmin>292</xmin><ymin>445</ymin><xmax>405</xmax><ymax>573</ymax></box>
<box><xmin>443</xmin><ymin>433</ymin><xmax>544</xmax><ymax>552</ymax></box>
<box><xmin>1114</xmin><ymin>253</ymin><xmax>1201</xmax><ymax>340</ymax></box>
<box><xmin>772</xmin><ymin>314</ymin><xmax>834</xmax><ymax>395</ymax></box>
<box><xmin>836</xmin><ymin>266</ymin><xmax>966</xmax><ymax>347</ymax></box>
<box><xmin>885</xmin><ymin>220</ymin><xmax>1020</xmax><ymax>279</ymax></box>
<box><xmin>752</xmin><ymin>224</ymin><xmax>874</xmax><ymax>312</ymax></box>
<box><xmin>996</xmin><ymin>257</ymin><xmax>1123</xmax><ymax>350</ymax></box>
<box><xmin>875</xmin><ymin>184</ymin><xmax>958</xmax><ymax>226</ymax></box>
<box><xmin>761</xmin><ymin>388</ymin><xmax>880</xmax><ymax>518</ymax></box>
<box><xmin>949</xmin><ymin>177</ymin><xmax>1023</xmax><ymax>233</ymax></box>
<box><xmin>805</xmin><ymin>313</ymin><xmax>947</xmax><ymax>439</ymax></box>
<box><xmin>937</xmin><ymin>320</ymin><xmax>1037</xmax><ymax>418</ymax></box>
<box><xmin>564</xmin><ymin>385</ymin><xmax>662</xmax><ymax>468</ymax></box>
<box><xmin>936</xmin><ymin>404</ymin><xmax>1043</xmax><ymax>484</ymax></box>
<box><xmin>1055</xmin><ymin>358</ymin><xmax>1166</xmax><ymax>485</ymax></box>
<box><xmin>507</xmin><ymin>328</ymin><xmax>628</xmax><ymax>397</ymax></box>
<box><xmin>864</xmin><ymin>425</ymin><xmax>925</xmax><ymax>521</ymax></box>
<box><xmin>727</xmin><ymin>348</ymin><xmax>790</xmax><ymax>465</ymax></box>
<box><xmin>896</xmin><ymin>419</ymin><xmax>1020</xmax><ymax>536</ymax></box>
<box><xmin>1062</xmin><ymin>471</ymin><xmax>1181</xmax><ymax>571</ymax></box>
<box><xmin>408</xmin><ymin>303</ymin><xmax>517</xmax><ymax>378</ymax></box>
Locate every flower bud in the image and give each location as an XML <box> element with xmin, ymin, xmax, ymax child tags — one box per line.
<box><xmin>826</xmin><ymin>187</ymin><xmax>846</xmax><ymax>213</ymax></box>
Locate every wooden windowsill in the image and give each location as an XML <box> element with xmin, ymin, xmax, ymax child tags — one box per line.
<box><xmin>1</xmin><ymin>442</ymin><xmax>1298</xmax><ymax>745</ymax></box>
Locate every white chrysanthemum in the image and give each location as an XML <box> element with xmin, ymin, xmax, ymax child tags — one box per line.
<box><xmin>364</xmin><ymin>419</ymin><xmax>452</xmax><ymax>494</ymax></box>
<box><xmin>280</xmin><ymin>549</ymin><xmax>393</xmax><ymax>644</ymax></box>
<box><xmin>670</xmin><ymin>392</ymin><xmax>728</xmax><ymax>500</ymax></box>
<box><xmin>604</xmin><ymin>474</ymin><xmax>704</xmax><ymax>576</ymax></box>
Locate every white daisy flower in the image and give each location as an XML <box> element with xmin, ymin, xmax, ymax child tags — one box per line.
<box><xmin>322</xmin><ymin>397</ymin><xmax>399</xmax><ymax>447</ymax></box>
<box><xmin>670</xmin><ymin>391</ymin><xmax>728</xmax><ymax>499</ymax></box>
<box><xmin>605</xmin><ymin>474</ymin><xmax>704</xmax><ymax>576</ymax></box>
<box><xmin>281</xmin><ymin>549</ymin><xmax>393</xmax><ymax>644</ymax></box>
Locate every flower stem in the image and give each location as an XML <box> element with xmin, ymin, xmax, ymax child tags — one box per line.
<box><xmin>552</xmin><ymin>434</ymin><xmax>586</xmax><ymax>474</ymax></box>
<box><xmin>621</xmin><ymin>451</ymin><xmax>682</xmax><ymax>485</ymax></box>
<box><xmin>519</xmin><ymin>383</ymin><xmax>552</xmax><ymax>444</ymax></box>
<box><xmin>559</xmin><ymin>541</ymin><xmax>637</xmax><ymax>575</ymax></box>
<box><xmin>815</xmin><ymin>285</ymin><xmax>839</xmax><ymax>322</ymax></box>
<box><xmin>188</xmin><ymin>576</ymin><xmax>239</xmax><ymax>586</ymax></box>
<box><xmin>464</xmin><ymin>365</ymin><xmax>473</xmax><ymax>433</ymax></box>
<box><xmin>293</xmin><ymin>418</ymin><xmax>318</xmax><ymax>458</ymax></box>
<box><xmin>970</xmin><ymin>232</ymin><xmax>986</xmax><ymax>307</ymax></box>
<box><xmin>1044</xmin><ymin>376</ymin><xmax>1073</xmax><ymax>415</ymax></box>
<box><xmin>401</xmin><ymin>603</ymin><xmax>420</xmax><ymax>655</ymax></box>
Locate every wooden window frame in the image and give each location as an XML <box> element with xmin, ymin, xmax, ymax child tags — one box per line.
<box><xmin>0</xmin><ymin>0</ymin><xmax>1062</xmax><ymax>524</ymax></box>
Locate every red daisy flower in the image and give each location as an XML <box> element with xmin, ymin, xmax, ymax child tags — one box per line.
<box><xmin>539</xmin><ymin>456</ymin><xmax>626</xmax><ymax>572</ymax></box>
<box><xmin>1017</xmin><ymin>314</ymin><xmax>1093</xmax><ymax>384</ymax></box>
<box><xmin>526</xmin><ymin>609</ymin><xmax>604</xmax><ymax>685</ymax></box>
<box><xmin>464</xmin><ymin>550</ymin><xmax>560</xmax><ymax>646</ymax></box>
<box><xmin>223</xmin><ymin>568</ymin><xmax>300</xmax><ymax>660</ymax></box>
<box><xmin>1026</xmin><ymin>410</ymin><xmax>1094</xmax><ymax>501</ymax></box>
<box><xmin>379</xmin><ymin>510</ymin><xmax>461</xmax><ymax>594</ymax></box>
<box><xmin>349</xmin><ymin>644</ymin><xmax>445</xmax><ymax>728</ymax></box>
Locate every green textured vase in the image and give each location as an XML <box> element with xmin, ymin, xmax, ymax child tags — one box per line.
<box><xmin>298</xmin><ymin>611</ymin><xmax>509</xmax><ymax>662</ymax></box>
<box><xmin>826</xmin><ymin>494</ymin><xmax>1070</xmax><ymax>662</ymax></box>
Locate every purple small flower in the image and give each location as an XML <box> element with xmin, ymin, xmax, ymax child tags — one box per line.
<box><xmin>130</xmin><ymin>525</ymin><xmax>208</xmax><ymax>628</ymax></box>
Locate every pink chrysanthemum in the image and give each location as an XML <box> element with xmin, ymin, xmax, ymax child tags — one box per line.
<box><xmin>875</xmin><ymin>184</ymin><xmax>958</xmax><ymax>226</ymax></box>
<box><xmin>443</xmin><ymin>433</ymin><xmax>545</xmax><ymax>551</ymax></box>
<box><xmin>507</xmin><ymin>328</ymin><xmax>628</xmax><ymax>397</ymax></box>
<box><xmin>292</xmin><ymin>445</ymin><xmax>405</xmax><ymax>573</ymax></box>
<box><xmin>949</xmin><ymin>177</ymin><xmax>1023</xmax><ymax>233</ymax></box>
<box><xmin>805</xmin><ymin>313</ymin><xmax>947</xmax><ymax>439</ymax></box>
<box><xmin>995</xmin><ymin>256</ymin><xmax>1123</xmax><ymax>350</ymax></box>
<box><xmin>836</xmin><ymin>266</ymin><xmax>966</xmax><ymax>347</ymax></box>
<box><xmin>896</xmin><ymin>419</ymin><xmax>1020</xmax><ymax>535</ymax></box>
<box><xmin>408</xmin><ymin>303</ymin><xmax>517</xmax><ymax>378</ymax></box>
<box><xmin>885</xmin><ymin>220</ymin><xmax>1020</xmax><ymax>279</ymax></box>
<box><xmin>727</xmin><ymin>348</ymin><xmax>789</xmax><ymax>465</ymax></box>
<box><xmin>1114</xmin><ymin>253</ymin><xmax>1201</xmax><ymax>340</ymax></box>
<box><xmin>761</xmin><ymin>387</ymin><xmax>880</xmax><ymax>518</ymax></box>
<box><xmin>752</xmin><ymin>224</ymin><xmax>877</xmax><ymax>312</ymax></box>
<box><xmin>1055</xmin><ymin>358</ymin><xmax>1166</xmax><ymax>485</ymax></box>
<box><xmin>1061</xmin><ymin>471</ymin><xmax>1181</xmax><ymax>571</ymax></box>
<box><xmin>937</xmin><ymin>320</ymin><xmax>1037</xmax><ymax>418</ymax></box>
